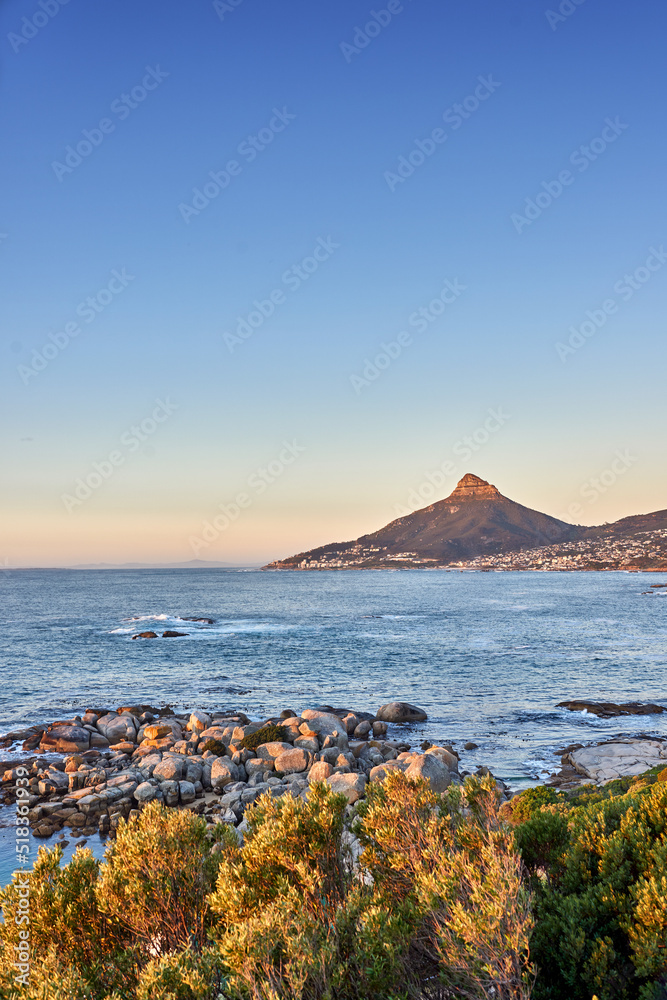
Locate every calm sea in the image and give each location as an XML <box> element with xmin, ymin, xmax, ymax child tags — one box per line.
<box><xmin>1</xmin><ymin>568</ymin><xmax>666</xmax><ymax>882</ymax></box>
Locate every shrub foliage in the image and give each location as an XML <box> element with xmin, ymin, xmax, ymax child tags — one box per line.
<box><xmin>511</xmin><ymin>774</ymin><xmax>667</xmax><ymax>1000</ymax></box>
<box><xmin>0</xmin><ymin>775</ymin><xmax>533</xmax><ymax>999</ymax></box>
<box><xmin>238</xmin><ymin>724</ymin><xmax>289</xmax><ymax>751</ymax></box>
<box><xmin>7</xmin><ymin>768</ymin><xmax>667</xmax><ymax>999</ymax></box>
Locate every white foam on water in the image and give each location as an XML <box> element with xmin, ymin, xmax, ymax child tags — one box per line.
<box><xmin>111</xmin><ymin>616</ymin><xmax>292</xmax><ymax>638</ymax></box>
<box><xmin>122</xmin><ymin>614</ymin><xmax>172</xmax><ymax>622</ymax></box>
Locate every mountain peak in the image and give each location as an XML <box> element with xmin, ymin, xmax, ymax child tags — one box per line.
<box><xmin>448</xmin><ymin>473</ymin><xmax>502</xmax><ymax>500</ymax></box>
<box><xmin>263</xmin><ymin>471</ymin><xmax>591</xmax><ymax>569</ymax></box>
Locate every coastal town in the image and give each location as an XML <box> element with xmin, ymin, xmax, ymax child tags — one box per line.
<box><xmin>281</xmin><ymin>527</ymin><xmax>667</xmax><ymax>572</ymax></box>
<box><xmin>458</xmin><ymin>526</ymin><xmax>667</xmax><ymax>571</ymax></box>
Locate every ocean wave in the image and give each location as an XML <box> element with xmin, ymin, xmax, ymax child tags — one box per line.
<box><xmin>122</xmin><ymin>614</ymin><xmax>174</xmax><ymax>622</ymax></box>
<box><xmin>111</xmin><ymin>617</ymin><xmax>292</xmax><ymax>638</ymax></box>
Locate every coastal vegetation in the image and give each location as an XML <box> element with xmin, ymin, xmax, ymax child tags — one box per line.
<box><xmin>2</xmin><ymin>768</ymin><xmax>667</xmax><ymax>998</ymax></box>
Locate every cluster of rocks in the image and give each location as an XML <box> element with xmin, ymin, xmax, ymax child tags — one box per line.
<box><xmin>130</xmin><ymin>617</ymin><xmax>215</xmax><ymax>639</ymax></box>
<box><xmin>0</xmin><ymin>701</ymin><xmax>499</xmax><ymax>843</ymax></box>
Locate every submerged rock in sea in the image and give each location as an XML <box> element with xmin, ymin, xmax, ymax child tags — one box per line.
<box><xmin>375</xmin><ymin>702</ymin><xmax>428</xmax><ymax>724</ymax></box>
<box><xmin>162</xmin><ymin>630</ymin><xmax>189</xmax><ymax>638</ymax></box>
<box><xmin>132</xmin><ymin>631</ymin><xmax>158</xmax><ymax>639</ymax></box>
<box><xmin>557</xmin><ymin>700</ymin><xmax>667</xmax><ymax>718</ymax></box>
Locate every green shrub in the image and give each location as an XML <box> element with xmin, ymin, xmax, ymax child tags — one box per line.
<box><xmin>209</xmin><ymin>781</ymin><xmax>417</xmax><ymax>999</ymax></box>
<box><xmin>505</xmin><ymin>785</ymin><xmax>561</xmax><ymax>823</ymax></box>
<box><xmin>357</xmin><ymin>772</ymin><xmax>535</xmax><ymax>1000</ymax></box>
<box><xmin>199</xmin><ymin>738</ymin><xmax>227</xmax><ymax>755</ymax></box>
<box><xmin>0</xmin><ymin>804</ymin><xmax>233</xmax><ymax>998</ymax></box>
<box><xmin>99</xmin><ymin>800</ymin><xmax>229</xmax><ymax>958</ymax></box>
<box><xmin>0</xmin><ymin>845</ymin><xmax>129</xmax><ymax>998</ymax></box>
<box><xmin>134</xmin><ymin>946</ymin><xmax>227</xmax><ymax>1000</ymax></box>
<box><xmin>514</xmin><ymin>809</ymin><xmax>570</xmax><ymax>878</ymax></box>
<box><xmin>238</xmin><ymin>723</ymin><xmax>288</xmax><ymax>751</ymax></box>
<box><xmin>516</xmin><ymin>778</ymin><xmax>667</xmax><ymax>1000</ymax></box>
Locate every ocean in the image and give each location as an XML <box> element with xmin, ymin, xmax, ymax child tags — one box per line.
<box><xmin>1</xmin><ymin>568</ymin><xmax>666</xmax><ymax>882</ymax></box>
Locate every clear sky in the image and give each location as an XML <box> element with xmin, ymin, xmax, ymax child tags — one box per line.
<box><xmin>1</xmin><ymin>0</ymin><xmax>666</xmax><ymax>567</ymax></box>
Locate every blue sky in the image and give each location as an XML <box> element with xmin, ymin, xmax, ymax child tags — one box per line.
<box><xmin>1</xmin><ymin>0</ymin><xmax>666</xmax><ymax>566</ymax></box>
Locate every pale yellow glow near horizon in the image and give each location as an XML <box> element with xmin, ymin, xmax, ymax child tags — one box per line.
<box><xmin>1</xmin><ymin>468</ymin><xmax>665</xmax><ymax>568</ymax></box>
<box><xmin>0</xmin><ymin>509</ymin><xmax>378</xmax><ymax>568</ymax></box>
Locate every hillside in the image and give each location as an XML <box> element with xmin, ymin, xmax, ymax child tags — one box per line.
<box><xmin>264</xmin><ymin>474</ymin><xmax>587</xmax><ymax>570</ymax></box>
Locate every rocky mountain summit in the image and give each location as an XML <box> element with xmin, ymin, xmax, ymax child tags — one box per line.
<box><xmin>264</xmin><ymin>473</ymin><xmax>667</xmax><ymax>571</ymax></box>
<box><xmin>264</xmin><ymin>473</ymin><xmax>582</xmax><ymax>569</ymax></box>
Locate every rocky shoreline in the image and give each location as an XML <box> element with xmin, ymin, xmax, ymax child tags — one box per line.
<box><xmin>3</xmin><ymin>700</ymin><xmax>666</xmax><ymax>850</ymax></box>
<box><xmin>1</xmin><ymin>701</ymin><xmax>510</xmax><ymax>845</ymax></box>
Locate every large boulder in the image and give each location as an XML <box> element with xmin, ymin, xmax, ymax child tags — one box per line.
<box><xmin>425</xmin><ymin>746</ymin><xmax>459</xmax><ymax>772</ymax></box>
<box><xmin>301</xmin><ymin>711</ymin><xmax>348</xmax><ymax>739</ymax></box>
<box><xmin>294</xmin><ymin>736</ymin><xmax>319</xmax><ymax>752</ymax></box>
<box><xmin>199</xmin><ymin>726</ymin><xmax>234</xmax><ymax>744</ymax></box>
<box><xmin>278</xmin><ymin>717</ymin><xmax>302</xmax><ymax>740</ymax></box>
<box><xmin>38</xmin><ymin>771</ymin><xmax>70</xmax><ymax>794</ymax></box>
<box><xmin>210</xmin><ymin>757</ymin><xmax>240</xmax><ymax>790</ymax></box>
<box><xmin>557</xmin><ymin>700</ymin><xmax>667</xmax><ymax>718</ymax></box>
<box><xmin>40</xmin><ymin>725</ymin><xmax>90</xmax><ymax>753</ymax></box>
<box><xmin>353</xmin><ymin>721</ymin><xmax>372</xmax><ymax>738</ymax></box>
<box><xmin>326</xmin><ymin>772</ymin><xmax>367</xmax><ymax>804</ymax></box>
<box><xmin>152</xmin><ymin>757</ymin><xmax>185</xmax><ymax>782</ymax></box>
<box><xmin>96</xmin><ymin>713</ymin><xmax>137</xmax><ymax>744</ymax></box>
<box><xmin>185</xmin><ymin>760</ymin><xmax>203</xmax><ymax>784</ymax></box>
<box><xmin>255</xmin><ymin>741</ymin><xmax>293</xmax><ymax>761</ymax></box>
<box><xmin>161</xmin><ymin>780</ymin><xmax>180</xmax><ymax>806</ymax></box>
<box><xmin>405</xmin><ymin>753</ymin><xmax>450</xmax><ymax>792</ymax></box>
<box><xmin>179</xmin><ymin>780</ymin><xmax>196</xmax><ymax>804</ymax></box>
<box><xmin>369</xmin><ymin>759</ymin><xmax>408</xmax><ymax>782</ymax></box>
<box><xmin>142</xmin><ymin>724</ymin><xmax>173</xmax><ymax>741</ymax></box>
<box><xmin>567</xmin><ymin>740</ymin><xmax>667</xmax><ymax>784</ymax></box>
<box><xmin>308</xmin><ymin>761</ymin><xmax>333</xmax><ymax>782</ymax></box>
<box><xmin>188</xmin><ymin>711</ymin><xmax>211</xmax><ymax>732</ymax></box>
<box><xmin>375</xmin><ymin>702</ymin><xmax>427</xmax><ymax>724</ymax></box>
<box><xmin>274</xmin><ymin>749</ymin><xmax>312</xmax><ymax>775</ymax></box>
<box><xmin>245</xmin><ymin>758</ymin><xmax>270</xmax><ymax>778</ymax></box>
<box><xmin>133</xmin><ymin>781</ymin><xmax>160</xmax><ymax>804</ymax></box>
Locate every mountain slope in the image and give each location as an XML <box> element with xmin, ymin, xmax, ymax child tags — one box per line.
<box><xmin>584</xmin><ymin>508</ymin><xmax>667</xmax><ymax>541</ymax></box>
<box><xmin>264</xmin><ymin>473</ymin><xmax>586</xmax><ymax>569</ymax></box>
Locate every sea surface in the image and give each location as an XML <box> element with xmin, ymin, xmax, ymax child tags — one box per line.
<box><xmin>1</xmin><ymin>568</ymin><xmax>666</xmax><ymax>883</ymax></box>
